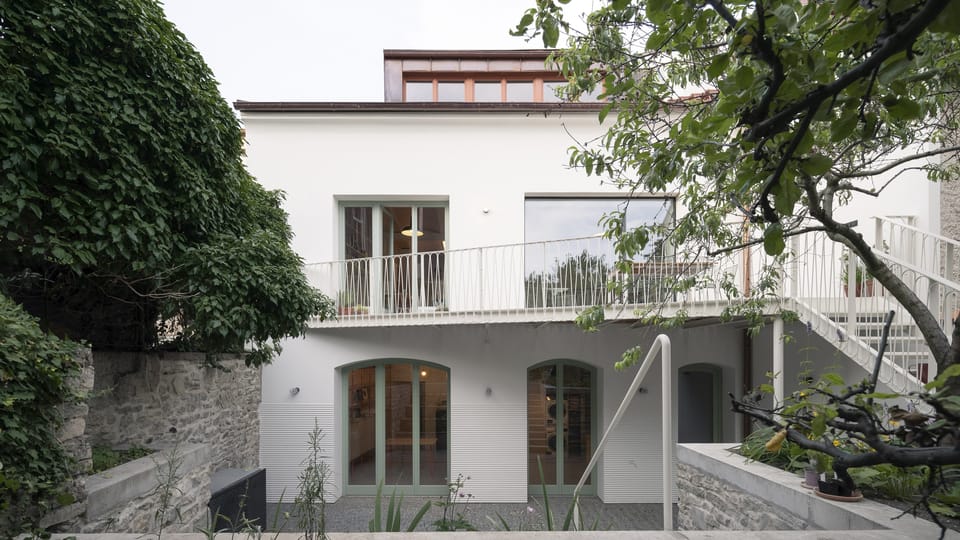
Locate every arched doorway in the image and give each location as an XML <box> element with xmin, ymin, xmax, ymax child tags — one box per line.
<box><xmin>678</xmin><ymin>363</ymin><xmax>722</xmax><ymax>443</ymax></box>
<box><xmin>527</xmin><ymin>360</ymin><xmax>596</xmax><ymax>494</ymax></box>
<box><xmin>343</xmin><ymin>360</ymin><xmax>449</xmax><ymax>495</ymax></box>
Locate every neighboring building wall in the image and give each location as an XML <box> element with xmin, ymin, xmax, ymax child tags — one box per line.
<box><xmin>260</xmin><ymin>322</ymin><xmax>745</xmax><ymax>504</ymax></box>
<box><xmin>86</xmin><ymin>352</ymin><xmax>260</xmax><ymax>469</ymax></box>
<box><xmin>942</xmin><ymin>167</ymin><xmax>960</xmax><ymax>240</ymax></box>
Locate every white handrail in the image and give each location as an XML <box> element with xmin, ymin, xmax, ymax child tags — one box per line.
<box><xmin>571</xmin><ymin>334</ymin><xmax>673</xmax><ymax>531</ymax></box>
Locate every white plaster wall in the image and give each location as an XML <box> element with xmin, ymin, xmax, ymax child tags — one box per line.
<box><xmin>241</xmin><ymin>111</ymin><xmax>939</xmax><ymax>266</ymax></box>
<box><xmin>242</xmin><ymin>111</ymin><xmax>626</xmax><ymax>264</ymax></box>
<box><xmin>260</xmin><ymin>322</ymin><xmax>745</xmax><ymax>504</ymax></box>
<box><xmin>830</xmin><ymin>145</ymin><xmax>940</xmax><ymax>246</ymax></box>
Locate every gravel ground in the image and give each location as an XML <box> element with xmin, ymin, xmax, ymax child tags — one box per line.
<box><xmin>265</xmin><ymin>497</ymin><xmax>675</xmax><ymax>532</ymax></box>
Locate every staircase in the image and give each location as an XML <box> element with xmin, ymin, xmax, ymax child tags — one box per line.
<box><xmin>787</xmin><ymin>217</ymin><xmax>960</xmax><ymax>395</ymax></box>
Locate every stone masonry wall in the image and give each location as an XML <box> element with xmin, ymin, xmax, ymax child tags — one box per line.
<box><xmin>85</xmin><ymin>351</ymin><xmax>260</xmax><ymax>470</ymax></box>
<box><xmin>39</xmin><ymin>348</ymin><xmax>96</xmax><ymax>529</ymax></box>
<box><xmin>678</xmin><ymin>461</ymin><xmax>810</xmax><ymax>530</ymax></box>
<box><xmin>80</xmin><ymin>443</ymin><xmax>212</xmax><ymax>533</ymax></box>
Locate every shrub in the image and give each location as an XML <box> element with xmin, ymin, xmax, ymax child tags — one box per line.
<box><xmin>0</xmin><ymin>294</ymin><xmax>81</xmax><ymax>533</ymax></box>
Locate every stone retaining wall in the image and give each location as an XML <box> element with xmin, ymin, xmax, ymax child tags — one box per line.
<box><xmin>678</xmin><ymin>460</ymin><xmax>808</xmax><ymax>530</ymax></box>
<box><xmin>86</xmin><ymin>351</ymin><xmax>260</xmax><ymax>469</ymax></box>
<box><xmin>677</xmin><ymin>443</ymin><xmax>947</xmax><ymax>537</ymax></box>
<box><xmin>80</xmin><ymin>443</ymin><xmax>212</xmax><ymax>533</ymax></box>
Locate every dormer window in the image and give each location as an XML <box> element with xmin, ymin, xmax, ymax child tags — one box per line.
<box><xmin>384</xmin><ymin>50</ymin><xmax>604</xmax><ymax>103</ymax></box>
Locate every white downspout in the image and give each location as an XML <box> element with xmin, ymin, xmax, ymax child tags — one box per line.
<box><xmin>773</xmin><ymin>317</ymin><xmax>784</xmax><ymax>409</ymax></box>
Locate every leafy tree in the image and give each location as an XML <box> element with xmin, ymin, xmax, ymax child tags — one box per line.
<box><xmin>0</xmin><ymin>0</ymin><xmax>333</xmax><ymax>365</ymax></box>
<box><xmin>515</xmin><ymin>0</ymin><xmax>960</xmax><ymax>532</ymax></box>
<box><xmin>514</xmin><ymin>0</ymin><xmax>960</xmax><ymax>370</ymax></box>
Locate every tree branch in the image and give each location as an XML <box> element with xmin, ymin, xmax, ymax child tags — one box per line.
<box><xmin>704</xmin><ymin>0</ymin><xmax>739</xmax><ymax>30</ymax></box>
<box><xmin>707</xmin><ymin>225</ymin><xmax>827</xmax><ymax>256</ymax></box>
<box><xmin>745</xmin><ymin>0</ymin><xmax>953</xmax><ymax>143</ymax></box>
<box><xmin>835</xmin><ymin>144</ymin><xmax>960</xmax><ymax>179</ymax></box>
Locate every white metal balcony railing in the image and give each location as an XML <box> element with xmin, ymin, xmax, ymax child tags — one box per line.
<box><xmin>304</xmin><ymin>218</ymin><xmax>959</xmax><ymax>393</ymax></box>
<box><xmin>305</xmin><ymin>235</ymin><xmax>742</xmax><ymax>326</ymax></box>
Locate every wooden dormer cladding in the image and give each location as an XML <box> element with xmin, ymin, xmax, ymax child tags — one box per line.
<box><xmin>383</xmin><ymin>49</ymin><xmax>573</xmax><ymax>103</ymax></box>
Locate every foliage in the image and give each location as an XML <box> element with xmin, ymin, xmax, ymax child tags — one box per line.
<box><xmin>91</xmin><ymin>445</ymin><xmax>154</xmax><ymax>474</ymax></box>
<box><xmin>0</xmin><ymin>294</ymin><xmax>81</xmax><ymax>534</ymax></box>
<box><xmin>736</xmin><ymin>425</ymin><xmax>810</xmax><ymax>473</ymax></box>
<box><xmin>0</xmin><ymin>0</ymin><xmax>334</xmax><ymax>365</ymax></box>
<box><xmin>734</xmin><ymin>321</ymin><xmax>960</xmax><ymax>536</ymax></box>
<box><xmin>431</xmin><ymin>473</ymin><xmax>477</xmax><ymax>531</ymax></box>
<box><xmin>513</xmin><ymin>0</ymin><xmax>960</xmax><ymax>374</ymax></box>
<box><xmin>848</xmin><ymin>464</ymin><xmax>928</xmax><ymax>501</ymax></box>
<box><xmin>152</xmin><ymin>439</ymin><xmax>186</xmax><ymax>538</ymax></box>
<box><xmin>294</xmin><ymin>421</ymin><xmax>331</xmax><ymax>540</ymax></box>
<box><xmin>368</xmin><ymin>480</ymin><xmax>431</xmax><ymax>532</ymax></box>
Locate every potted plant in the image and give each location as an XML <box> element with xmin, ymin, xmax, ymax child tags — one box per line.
<box><xmin>337</xmin><ymin>291</ymin><xmax>356</xmax><ymax>315</ymax></box>
<box><xmin>840</xmin><ymin>251</ymin><xmax>874</xmax><ymax>297</ymax></box>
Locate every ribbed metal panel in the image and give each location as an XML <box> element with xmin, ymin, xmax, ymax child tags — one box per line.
<box><xmin>260</xmin><ymin>403</ymin><xmax>339</xmax><ymax>503</ymax></box>
<box><xmin>599</xmin><ymin>417</ymin><xmax>665</xmax><ymax>503</ymax></box>
<box><xmin>449</xmin><ymin>403</ymin><xmax>527</xmax><ymax>503</ymax></box>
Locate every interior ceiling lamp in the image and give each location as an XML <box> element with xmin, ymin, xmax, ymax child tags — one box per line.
<box><xmin>400</xmin><ymin>225</ymin><xmax>424</xmax><ymax>237</ymax></box>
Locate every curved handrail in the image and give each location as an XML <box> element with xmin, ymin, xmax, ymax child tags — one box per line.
<box><xmin>571</xmin><ymin>334</ymin><xmax>673</xmax><ymax>531</ymax></box>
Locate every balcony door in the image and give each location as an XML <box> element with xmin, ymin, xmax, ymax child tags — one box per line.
<box><xmin>341</xmin><ymin>203</ymin><xmax>446</xmax><ymax>314</ymax></box>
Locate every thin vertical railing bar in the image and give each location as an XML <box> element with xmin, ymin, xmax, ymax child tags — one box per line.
<box><xmin>571</xmin><ymin>334</ymin><xmax>672</xmax><ymax>531</ymax></box>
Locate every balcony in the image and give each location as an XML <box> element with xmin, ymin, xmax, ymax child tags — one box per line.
<box><xmin>304</xmin><ymin>236</ymin><xmax>734</xmax><ymax>327</ymax></box>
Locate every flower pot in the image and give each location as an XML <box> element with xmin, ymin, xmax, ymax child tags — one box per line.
<box><xmin>803</xmin><ymin>468</ymin><xmax>820</xmax><ymax>489</ymax></box>
<box><xmin>818</xmin><ymin>479</ymin><xmax>854</xmax><ymax>497</ymax></box>
<box><xmin>843</xmin><ymin>279</ymin><xmax>874</xmax><ymax>297</ymax></box>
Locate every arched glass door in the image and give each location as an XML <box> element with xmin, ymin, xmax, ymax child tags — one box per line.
<box><xmin>527</xmin><ymin>361</ymin><xmax>595</xmax><ymax>494</ymax></box>
<box><xmin>345</xmin><ymin>361</ymin><xmax>449</xmax><ymax>494</ymax></box>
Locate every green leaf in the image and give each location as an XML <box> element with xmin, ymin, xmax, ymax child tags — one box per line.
<box><xmin>543</xmin><ymin>19</ymin><xmax>560</xmax><ymax>48</ymax></box>
<box><xmin>763</xmin><ymin>223</ymin><xmax>785</xmax><ymax>256</ymax></box>
<box><xmin>800</xmin><ymin>154</ymin><xmax>833</xmax><ymax>176</ymax></box>
<box><xmin>706</xmin><ymin>54</ymin><xmax>730</xmax><ymax>79</ymax></box>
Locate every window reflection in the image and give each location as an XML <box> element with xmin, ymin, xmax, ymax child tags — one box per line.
<box><xmin>523</xmin><ymin>198</ymin><xmax>674</xmax><ymax>308</ymax></box>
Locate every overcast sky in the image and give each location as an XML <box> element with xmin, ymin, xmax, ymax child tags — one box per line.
<box><xmin>160</xmin><ymin>0</ymin><xmax>593</xmax><ymax>105</ymax></box>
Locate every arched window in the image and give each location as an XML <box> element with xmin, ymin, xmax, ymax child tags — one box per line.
<box><xmin>344</xmin><ymin>361</ymin><xmax>449</xmax><ymax>495</ymax></box>
<box><xmin>527</xmin><ymin>360</ymin><xmax>596</xmax><ymax>494</ymax></box>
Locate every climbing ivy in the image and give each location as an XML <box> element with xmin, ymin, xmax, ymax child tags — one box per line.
<box><xmin>0</xmin><ymin>1</ymin><xmax>334</xmax><ymax>363</ymax></box>
<box><xmin>0</xmin><ymin>294</ymin><xmax>81</xmax><ymax>534</ymax></box>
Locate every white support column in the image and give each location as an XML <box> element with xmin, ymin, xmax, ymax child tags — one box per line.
<box><xmin>773</xmin><ymin>317</ymin><xmax>784</xmax><ymax>409</ymax></box>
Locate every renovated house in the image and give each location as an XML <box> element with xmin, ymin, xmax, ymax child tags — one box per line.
<box><xmin>236</xmin><ymin>50</ymin><xmax>953</xmax><ymax>504</ymax></box>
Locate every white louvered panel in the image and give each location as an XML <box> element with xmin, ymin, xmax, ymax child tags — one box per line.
<box><xmin>599</xmin><ymin>429</ymin><xmax>663</xmax><ymax>502</ymax></box>
<box><xmin>449</xmin><ymin>403</ymin><xmax>527</xmax><ymax>503</ymax></box>
<box><xmin>260</xmin><ymin>403</ymin><xmax>339</xmax><ymax>503</ymax></box>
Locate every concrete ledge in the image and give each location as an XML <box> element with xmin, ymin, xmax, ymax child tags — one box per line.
<box><xmin>84</xmin><ymin>443</ymin><xmax>210</xmax><ymax>519</ymax></box>
<box><xmin>678</xmin><ymin>443</ymin><xmax>956</xmax><ymax>538</ymax></box>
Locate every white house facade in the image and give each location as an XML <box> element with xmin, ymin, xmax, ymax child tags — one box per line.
<box><xmin>237</xmin><ymin>50</ymin><xmax>950</xmax><ymax>504</ymax></box>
